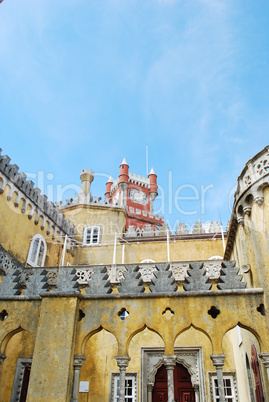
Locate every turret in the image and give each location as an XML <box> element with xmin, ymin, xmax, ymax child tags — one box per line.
<box><xmin>118</xmin><ymin>157</ymin><xmax>129</xmax><ymax>185</ymax></box>
<box><xmin>149</xmin><ymin>167</ymin><xmax>158</xmax><ymax>213</ymax></box>
<box><xmin>78</xmin><ymin>168</ymin><xmax>94</xmax><ymax>204</ymax></box>
<box><xmin>149</xmin><ymin>167</ymin><xmax>158</xmax><ymax>199</ymax></box>
<box><xmin>105</xmin><ymin>175</ymin><xmax>113</xmax><ymax>199</ymax></box>
<box><xmin>118</xmin><ymin>157</ymin><xmax>129</xmax><ymax>207</ymax></box>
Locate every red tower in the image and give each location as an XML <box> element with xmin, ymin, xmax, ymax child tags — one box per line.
<box><xmin>119</xmin><ymin>157</ymin><xmax>129</xmax><ymax>185</ymax></box>
<box><xmin>105</xmin><ymin>158</ymin><xmax>163</xmax><ymax>234</ymax></box>
<box><xmin>105</xmin><ymin>175</ymin><xmax>113</xmax><ymax>200</ymax></box>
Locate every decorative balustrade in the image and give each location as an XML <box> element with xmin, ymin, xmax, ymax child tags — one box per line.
<box><xmin>0</xmin><ymin>246</ymin><xmax>246</xmax><ymax>297</ymax></box>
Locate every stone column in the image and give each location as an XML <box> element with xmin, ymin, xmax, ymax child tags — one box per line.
<box><xmin>71</xmin><ymin>355</ymin><xmax>86</xmax><ymax>402</ymax></box>
<box><xmin>163</xmin><ymin>355</ymin><xmax>176</xmax><ymax>402</ymax></box>
<box><xmin>116</xmin><ymin>356</ymin><xmax>130</xmax><ymax>402</ymax></box>
<box><xmin>211</xmin><ymin>354</ymin><xmax>225</xmax><ymax>402</ymax></box>
<box><xmin>193</xmin><ymin>384</ymin><xmax>199</xmax><ymax>402</ymax></box>
<box><xmin>147</xmin><ymin>383</ymin><xmax>154</xmax><ymax>402</ymax></box>
<box><xmin>0</xmin><ymin>354</ymin><xmax>6</xmax><ymax>365</ymax></box>
<box><xmin>259</xmin><ymin>353</ymin><xmax>269</xmax><ymax>381</ymax></box>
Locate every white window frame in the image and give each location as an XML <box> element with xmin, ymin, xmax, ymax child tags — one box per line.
<box><xmin>83</xmin><ymin>226</ymin><xmax>102</xmax><ymax>246</ymax></box>
<box><xmin>111</xmin><ymin>373</ymin><xmax>137</xmax><ymax>402</ymax></box>
<box><xmin>211</xmin><ymin>375</ymin><xmax>236</xmax><ymax>402</ymax></box>
<box><xmin>27</xmin><ymin>234</ymin><xmax>46</xmax><ymax>267</ymax></box>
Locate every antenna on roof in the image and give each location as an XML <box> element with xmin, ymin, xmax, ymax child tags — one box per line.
<box><xmin>146</xmin><ymin>144</ymin><xmax>149</xmax><ymax>176</ymax></box>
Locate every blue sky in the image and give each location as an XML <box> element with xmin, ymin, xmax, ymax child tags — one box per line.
<box><xmin>0</xmin><ymin>0</ymin><xmax>269</xmax><ymax>232</ymax></box>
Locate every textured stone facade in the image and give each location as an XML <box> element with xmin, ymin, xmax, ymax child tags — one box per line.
<box><xmin>0</xmin><ymin>146</ymin><xmax>269</xmax><ymax>402</ymax></box>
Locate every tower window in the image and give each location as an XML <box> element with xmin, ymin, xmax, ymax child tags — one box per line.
<box><xmin>83</xmin><ymin>226</ymin><xmax>102</xmax><ymax>245</ymax></box>
<box><xmin>27</xmin><ymin>234</ymin><xmax>46</xmax><ymax>267</ymax></box>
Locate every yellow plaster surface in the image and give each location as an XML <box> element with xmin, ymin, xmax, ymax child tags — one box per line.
<box><xmin>0</xmin><ymin>330</ymin><xmax>34</xmax><ymax>402</ymax></box>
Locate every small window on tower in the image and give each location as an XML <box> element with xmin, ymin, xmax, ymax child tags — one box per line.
<box><xmin>83</xmin><ymin>226</ymin><xmax>102</xmax><ymax>245</ymax></box>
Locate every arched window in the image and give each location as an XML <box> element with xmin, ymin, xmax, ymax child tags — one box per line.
<box><xmin>208</xmin><ymin>255</ymin><xmax>223</xmax><ymax>260</ymax></box>
<box><xmin>83</xmin><ymin>226</ymin><xmax>102</xmax><ymax>245</ymax></box>
<box><xmin>27</xmin><ymin>234</ymin><xmax>47</xmax><ymax>267</ymax></box>
<box><xmin>140</xmin><ymin>259</ymin><xmax>156</xmax><ymax>263</ymax></box>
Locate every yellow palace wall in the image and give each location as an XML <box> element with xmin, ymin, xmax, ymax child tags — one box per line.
<box><xmin>0</xmin><ymin>186</ymin><xmax>74</xmax><ymax>267</ymax></box>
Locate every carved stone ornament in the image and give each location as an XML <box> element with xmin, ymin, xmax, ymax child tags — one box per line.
<box><xmin>237</xmin><ymin>215</ymin><xmax>244</xmax><ymax>226</ymax></box>
<box><xmin>46</xmin><ymin>271</ymin><xmax>58</xmax><ymax>287</ymax></box>
<box><xmin>18</xmin><ymin>271</ymin><xmax>32</xmax><ymax>288</ymax></box>
<box><xmin>107</xmin><ymin>265</ymin><xmax>127</xmax><ymax>283</ymax></box>
<box><xmin>254</xmin><ymin>195</ymin><xmax>264</xmax><ymax>205</ymax></box>
<box><xmin>115</xmin><ymin>356</ymin><xmax>131</xmax><ymax>369</ymax></box>
<box><xmin>170</xmin><ymin>263</ymin><xmax>189</xmax><ymax>282</ymax></box>
<box><xmin>129</xmin><ymin>189</ymin><xmax>147</xmax><ymax>205</ymax></box>
<box><xmin>256</xmin><ymin>157</ymin><xmax>269</xmax><ymax>176</ymax></box>
<box><xmin>243</xmin><ymin>205</ymin><xmax>252</xmax><ymax>216</ymax></box>
<box><xmin>163</xmin><ymin>355</ymin><xmax>176</xmax><ymax>369</ymax></box>
<box><xmin>75</xmin><ymin>268</ymin><xmax>94</xmax><ymax>285</ymax></box>
<box><xmin>203</xmin><ymin>261</ymin><xmax>222</xmax><ymax>280</ymax></box>
<box><xmin>244</xmin><ymin>174</ymin><xmax>252</xmax><ymax>186</ymax></box>
<box><xmin>210</xmin><ymin>354</ymin><xmax>225</xmax><ymax>368</ymax></box>
<box><xmin>139</xmin><ymin>264</ymin><xmax>156</xmax><ymax>283</ymax></box>
<box><xmin>73</xmin><ymin>355</ymin><xmax>86</xmax><ymax>369</ymax></box>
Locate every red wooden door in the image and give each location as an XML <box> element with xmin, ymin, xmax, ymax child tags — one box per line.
<box><xmin>152</xmin><ymin>364</ymin><xmax>168</xmax><ymax>402</ymax></box>
<box><xmin>174</xmin><ymin>364</ymin><xmax>195</xmax><ymax>402</ymax></box>
<box><xmin>251</xmin><ymin>344</ymin><xmax>264</xmax><ymax>402</ymax></box>
<box><xmin>152</xmin><ymin>363</ymin><xmax>195</xmax><ymax>402</ymax></box>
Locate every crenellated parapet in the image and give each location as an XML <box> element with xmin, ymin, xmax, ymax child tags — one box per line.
<box><xmin>125</xmin><ymin>220</ymin><xmax>225</xmax><ymax>238</ymax></box>
<box><xmin>0</xmin><ymin>148</ymin><xmax>75</xmax><ymax>238</ymax></box>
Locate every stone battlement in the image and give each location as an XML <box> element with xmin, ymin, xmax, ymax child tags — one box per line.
<box><xmin>129</xmin><ymin>172</ymin><xmax>150</xmax><ymax>188</ymax></box>
<box><xmin>125</xmin><ymin>220</ymin><xmax>226</xmax><ymax>238</ymax></box>
<box><xmin>0</xmin><ymin>149</ymin><xmax>75</xmax><ymax>237</ymax></box>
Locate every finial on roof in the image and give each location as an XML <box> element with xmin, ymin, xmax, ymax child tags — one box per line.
<box><xmin>149</xmin><ymin>167</ymin><xmax>156</xmax><ymax>175</ymax></box>
<box><xmin>121</xmin><ymin>157</ymin><xmax>128</xmax><ymax>165</ymax></box>
<box><xmin>107</xmin><ymin>175</ymin><xmax>113</xmax><ymax>183</ymax></box>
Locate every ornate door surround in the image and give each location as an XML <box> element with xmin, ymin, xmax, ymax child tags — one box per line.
<box><xmin>141</xmin><ymin>347</ymin><xmax>206</xmax><ymax>402</ymax></box>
